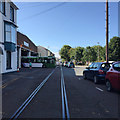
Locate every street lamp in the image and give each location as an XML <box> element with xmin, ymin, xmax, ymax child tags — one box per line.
<box><xmin>97</xmin><ymin>42</ymin><xmax>100</xmax><ymax>62</ymax></box>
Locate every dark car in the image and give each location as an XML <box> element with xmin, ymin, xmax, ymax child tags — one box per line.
<box><xmin>83</xmin><ymin>62</ymin><xmax>112</xmax><ymax>84</ymax></box>
<box><xmin>64</xmin><ymin>61</ymin><xmax>68</xmax><ymax>67</ymax></box>
<box><xmin>68</xmin><ymin>62</ymin><xmax>75</xmax><ymax>68</ymax></box>
<box><xmin>105</xmin><ymin>62</ymin><xmax>120</xmax><ymax>91</ymax></box>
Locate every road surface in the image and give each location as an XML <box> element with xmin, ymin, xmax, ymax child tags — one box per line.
<box><xmin>2</xmin><ymin>66</ymin><xmax>120</xmax><ymax>119</ymax></box>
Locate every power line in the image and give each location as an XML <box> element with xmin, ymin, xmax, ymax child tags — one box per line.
<box><xmin>19</xmin><ymin>3</ymin><xmax>53</xmax><ymax>10</ymax></box>
<box><xmin>20</xmin><ymin>2</ymin><xmax>66</xmax><ymax>21</ymax></box>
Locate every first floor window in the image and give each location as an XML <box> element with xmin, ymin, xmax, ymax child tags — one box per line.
<box><xmin>0</xmin><ymin>0</ymin><xmax>5</xmax><ymax>15</ymax></box>
<box><xmin>5</xmin><ymin>22</ymin><xmax>16</xmax><ymax>43</ymax></box>
<box><xmin>6</xmin><ymin>51</ymin><xmax>11</xmax><ymax>69</ymax></box>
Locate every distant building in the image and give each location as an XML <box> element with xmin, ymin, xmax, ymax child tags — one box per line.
<box><xmin>37</xmin><ymin>46</ymin><xmax>55</xmax><ymax>57</ymax></box>
<box><xmin>17</xmin><ymin>32</ymin><xmax>38</xmax><ymax>68</ymax></box>
<box><xmin>0</xmin><ymin>0</ymin><xmax>18</xmax><ymax>73</ymax></box>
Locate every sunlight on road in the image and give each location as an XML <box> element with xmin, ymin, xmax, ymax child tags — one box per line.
<box><xmin>73</xmin><ymin>66</ymin><xmax>87</xmax><ymax>76</ymax></box>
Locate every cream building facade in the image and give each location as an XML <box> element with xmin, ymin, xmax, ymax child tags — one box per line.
<box><xmin>37</xmin><ymin>46</ymin><xmax>55</xmax><ymax>57</ymax></box>
<box><xmin>0</xmin><ymin>0</ymin><xmax>18</xmax><ymax>73</ymax></box>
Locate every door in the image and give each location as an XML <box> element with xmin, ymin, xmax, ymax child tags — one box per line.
<box><xmin>110</xmin><ymin>63</ymin><xmax>120</xmax><ymax>90</ymax></box>
<box><xmin>87</xmin><ymin>63</ymin><xmax>94</xmax><ymax>79</ymax></box>
<box><xmin>0</xmin><ymin>47</ymin><xmax>3</xmax><ymax>74</ymax></box>
<box><xmin>0</xmin><ymin>54</ymin><xmax>1</xmax><ymax>74</ymax></box>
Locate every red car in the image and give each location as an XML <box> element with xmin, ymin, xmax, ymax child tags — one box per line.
<box><xmin>105</xmin><ymin>62</ymin><xmax>120</xmax><ymax>91</ymax></box>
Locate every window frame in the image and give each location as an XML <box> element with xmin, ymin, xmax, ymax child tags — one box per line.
<box><xmin>10</xmin><ymin>5</ymin><xmax>14</xmax><ymax>22</ymax></box>
<box><xmin>4</xmin><ymin>22</ymin><xmax>16</xmax><ymax>44</ymax></box>
<box><xmin>0</xmin><ymin>0</ymin><xmax>5</xmax><ymax>15</ymax></box>
<box><xmin>113</xmin><ymin>63</ymin><xmax>120</xmax><ymax>72</ymax></box>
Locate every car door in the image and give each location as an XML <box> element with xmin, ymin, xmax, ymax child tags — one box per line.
<box><xmin>110</xmin><ymin>63</ymin><xmax>120</xmax><ymax>90</ymax></box>
<box><xmin>90</xmin><ymin>63</ymin><xmax>99</xmax><ymax>80</ymax></box>
<box><xmin>87</xmin><ymin>63</ymin><xmax>94</xmax><ymax>79</ymax></box>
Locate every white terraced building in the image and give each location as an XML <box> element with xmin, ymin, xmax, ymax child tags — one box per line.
<box><xmin>0</xmin><ymin>0</ymin><xmax>18</xmax><ymax>73</ymax></box>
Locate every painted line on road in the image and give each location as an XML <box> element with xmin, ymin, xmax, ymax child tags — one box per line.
<box><xmin>61</xmin><ymin>66</ymin><xmax>70</xmax><ymax>120</ymax></box>
<box><xmin>96</xmin><ymin>87</ymin><xmax>104</xmax><ymax>92</ymax></box>
<box><xmin>10</xmin><ymin>68</ymin><xmax>56</xmax><ymax>120</ymax></box>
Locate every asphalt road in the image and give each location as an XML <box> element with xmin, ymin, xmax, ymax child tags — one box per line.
<box><xmin>2</xmin><ymin>66</ymin><xmax>120</xmax><ymax>119</ymax></box>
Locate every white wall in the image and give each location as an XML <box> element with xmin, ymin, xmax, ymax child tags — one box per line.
<box><xmin>37</xmin><ymin>46</ymin><xmax>48</xmax><ymax>57</ymax></box>
<box><xmin>0</xmin><ymin>1</ymin><xmax>18</xmax><ymax>73</ymax></box>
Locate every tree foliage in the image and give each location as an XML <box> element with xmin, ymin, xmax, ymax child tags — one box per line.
<box><xmin>82</xmin><ymin>46</ymin><xmax>97</xmax><ymax>62</ymax></box>
<box><xmin>109</xmin><ymin>37</ymin><xmax>120</xmax><ymax>61</ymax></box>
<box><xmin>59</xmin><ymin>36</ymin><xmax>120</xmax><ymax>63</ymax></box>
<box><xmin>59</xmin><ymin>45</ymin><xmax>71</xmax><ymax>61</ymax></box>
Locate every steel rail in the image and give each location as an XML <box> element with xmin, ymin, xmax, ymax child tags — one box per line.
<box><xmin>10</xmin><ymin>69</ymin><xmax>55</xmax><ymax>120</ymax></box>
<box><xmin>61</xmin><ymin>66</ymin><xmax>70</xmax><ymax>119</ymax></box>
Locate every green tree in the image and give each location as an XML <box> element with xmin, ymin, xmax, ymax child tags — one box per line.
<box><xmin>109</xmin><ymin>37</ymin><xmax>120</xmax><ymax>61</ymax></box>
<box><xmin>69</xmin><ymin>48</ymin><xmax>76</xmax><ymax>60</ymax></box>
<box><xmin>92</xmin><ymin>45</ymin><xmax>105</xmax><ymax>62</ymax></box>
<box><xmin>82</xmin><ymin>46</ymin><xmax>97</xmax><ymax>62</ymax></box>
<box><xmin>59</xmin><ymin>45</ymin><xmax>71</xmax><ymax>61</ymax></box>
<box><xmin>75</xmin><ymin>47</ymin><xmax>84</xmax><ymax>62</ymax></box>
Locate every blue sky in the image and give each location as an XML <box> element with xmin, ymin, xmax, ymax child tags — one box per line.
<box><xmin>15</xmin><ymin>2</ymin><xmax>118</xmax><ymax>57</ymax></box>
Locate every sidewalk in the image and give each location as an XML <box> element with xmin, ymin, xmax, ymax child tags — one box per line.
<box><xmin>75</xmin><ymin>65</ymin><xmax>88</xmax><ymax>68</ymax></box>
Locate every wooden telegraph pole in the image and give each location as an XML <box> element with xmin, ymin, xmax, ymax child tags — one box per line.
<box><xmin>106</xmin><ymin>0</ymin><xmax>109</xmax><ymax>63</ymax></box>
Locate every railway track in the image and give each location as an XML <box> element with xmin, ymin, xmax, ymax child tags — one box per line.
<box><xmin>61</xmin><ymin>66</ymin><xmax>70</xmax><ymax>119</ymax></box>
<box><xmin>10</xmin><ymin>69</ymin><xmax>55</xmax><ymax>120</ymax></box>
<box><xmin>9</xmin><ymin>66</ymin><xmax>70</xmax><ymax>119</ymax></box>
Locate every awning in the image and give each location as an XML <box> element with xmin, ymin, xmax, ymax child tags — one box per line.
<box><xmin>0</xmin><ymin>47</ymin><xmax>3</xmax><ymax>55</ymax></box>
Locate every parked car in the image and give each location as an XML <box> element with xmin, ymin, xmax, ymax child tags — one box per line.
<box><xmin>105</xmin><ymin>62</ymin><xmax>120</xmax><ymax>91</ymax></box>
<box><xmin>83</xmin><ymin>62</ymin><xmax>112</xmax><ymax>84</ymax></box>
<box><xmin>64</xmin><ymin>61</ymin><xmax>68</xmax><ymax>67</ymax></box>
<box><xmin>68</xmin><ymin>62</ymin><xmax>75</xmax><ymax>68</ymax></box>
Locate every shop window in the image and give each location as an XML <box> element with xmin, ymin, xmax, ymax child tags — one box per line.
<box><xmin>5</xmin><ymin>22</ymin><xmax>16</xmax><ymax>43</ymax></box>
<box><xmin>0</xmin><ymin>0</ymin><xmax>5</xmax><ymax>15</ymax></box>
<box><xmin>10</xmin><ymin>6</ymin><xmax>14</xmax><ymax>22</ymax></box>
<box><xmin>6</xmin><ymin>51</ymin><xmax>11</xmax><ymax>69</ymax></box>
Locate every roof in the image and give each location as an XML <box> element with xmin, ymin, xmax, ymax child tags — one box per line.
<box><xmin>9</xmin><ymin>0</ymin><xmax>19</xmax><ymax>10</ymax></box>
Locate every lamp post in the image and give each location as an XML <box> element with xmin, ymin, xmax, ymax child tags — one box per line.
<box><xmin>97</xmin><ymin>42</ymin><xmax>100</xmax><ymax>62</ymax></box>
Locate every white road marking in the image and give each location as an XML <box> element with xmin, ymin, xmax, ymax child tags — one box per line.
<box><xmin>96</xmin><ymin>87</ymin><xmax>104</xmax><ymax>92</ymax></box>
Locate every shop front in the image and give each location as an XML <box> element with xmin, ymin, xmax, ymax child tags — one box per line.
<box><xmin>17</xmin><ymin>32</ymin><xmax>38</xmax><ymax>68</ymax></box>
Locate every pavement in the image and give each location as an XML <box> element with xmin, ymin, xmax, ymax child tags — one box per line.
<box><xmin>2</xmin><ymin>66</ymin><xmax>120</xmax><ymax>119</ymax></box>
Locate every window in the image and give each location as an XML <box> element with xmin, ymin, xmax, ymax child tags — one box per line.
<box><xmin>6</xmin><ymin>51</ymin><xmax>11</xmax><ymax>69</ymax></box>
<box><xmin>89</xmin><ymin>63</ymin><xmax>94</xmax><ymax>68</ymax></box>
<box><xmin>113</xmin><ymin>63</ymin><xmax>120</xmax><ymax>71</ymax></box>
<box><xmin>10</xmin><ymin>6</ymin><xmax>14</xmax><ymax>22</ymax></box>
<box><xmin>101</xmin><ymin>63</ymin><xmax>112</xmax><ymax>70</ymax></box>
<box><xmin>5</xmin><ymin>22</ymin><xmax>16</xmax><ymax>43</ymax></box>
<box><xmin>0</xmin><ymin>0</ymin><xmax>5</xmax><ymax>15</ymax></box>
<box><xmin>93</xmin><ymin>63</ymin><xmax>99</xmax><ymax>69</ymax></box>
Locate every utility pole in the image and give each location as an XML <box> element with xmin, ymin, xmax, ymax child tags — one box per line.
<box><xmin>106</xmin><ymin>0</ymin><xmax>109</xmax><ymax>63</ymax></box>
<box><xmin>97</xmin><ymin>42</ymin><xmax>100</xmax><ymax>62</ymax></box>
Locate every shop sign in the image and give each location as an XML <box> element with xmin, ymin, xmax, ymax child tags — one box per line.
<box><xmin>24</xmin><ymin>41</ymin><xmax>29</xmax><ymax>47</ymax></box>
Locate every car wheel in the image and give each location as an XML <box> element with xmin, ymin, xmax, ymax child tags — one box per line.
<box><xmin>106</xmin><ymin>80</ymin><xmax>112</xmax><ymax>91</ymax></box>
<box><xmin>94</xmin><ymin>76</ymin><xmax>98</xmax><ymax>84</ymax></box>
<box><xmin>83</xmin><ymin>73</ymin><xmax>87</xmax><ymax>79</ymax></box>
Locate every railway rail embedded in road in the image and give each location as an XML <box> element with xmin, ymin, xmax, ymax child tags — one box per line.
<box><xmin>61</xmin><ymin>66</ymin><xmax>70</xmax><ymax>119</ymax></box>
<box><xmin>9</xmin><ymin>69</ymin><xmax>55</xmax><ymax>120</ymax></box>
